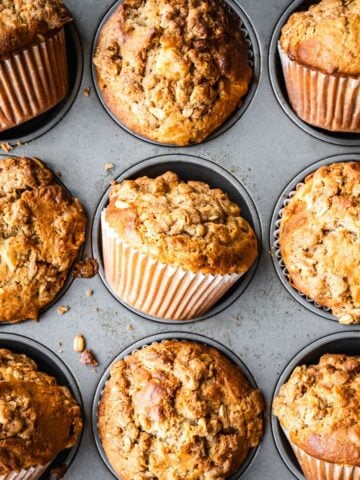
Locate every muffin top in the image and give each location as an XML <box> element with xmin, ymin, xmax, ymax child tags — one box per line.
<box><xmin>273</xmin><ymin>354</ymin><xmax>360</xmax><ymax>466</ymax></box>
<box><xmin>98</xmin><ymin>340</ymin><xmax>264</xmax><ymax>480</ymax></box>
<box><xmin>93</xmin><ymin>0</ymin><xmax>252</xmax><ymax>146</ymax></box>
<box><xmin>0</xmin><ymin>349</ymin><xmax>82</xmax><ymax>474</ymax></box>
<box><xmin>280</xmin><ymin>0</ymin><xmax>360</xmax><ymax>76</ymax></box>
<box><xmin>0</xmin><ymin>157</ymin><xmax>86</xmax><ymax>323</ymax></box>
<box><xmin>279</xmin><ymin>162</ymin><xmax>360</xmax><ymax>324</ymax></box>
<box><xmin>104</xmin><ymin>171</ymin><xmax>258</xmax><ymax>275</ymax></box>
<box><xmin>0</xmin><ymin>0</ymin><xmax>72</xmax><ymax>60</ymax></box>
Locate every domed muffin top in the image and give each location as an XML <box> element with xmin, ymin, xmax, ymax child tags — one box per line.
<box><xmin>280</xmin><ymin>0</ymin><xmax>360</xmax><ymax>76</ymax></box>
<box><xmin>104</xmin><ymin>171</ymin><xmax>258</xmax><ymax>275</ymax></box>
<box><xmin>98</xmin><ymin>340</ymin><xmax>264</xmax><ymax>480</ymax></box>
<box><xmin>273</xmin><ymin>353</ymin><xmax>360</xmax><ymax>466</ymax></box>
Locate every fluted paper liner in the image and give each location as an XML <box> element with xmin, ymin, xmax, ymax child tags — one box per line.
<box><xmin>0</xmin><ymin>462</ymin><xmax>51</xmax><ymax>480</ymax></box>
<box><xmin>101</xmin><ymin>212</ymin><xmax>242</xmax><ymax>320</ymax></box>
<box><xmin>278</xmin><ymin>45</ymin><xmax>360</xmax><ymax>133</ymax></box>
<box><xmin>0</xmin><ymin>29</ymin><xmax>68</xmax><ymax>132</ymax></box>
<box><xmin>283</xmin><ymin>429</ymin><xmax>359</xmax><ymax>480</ymax></box>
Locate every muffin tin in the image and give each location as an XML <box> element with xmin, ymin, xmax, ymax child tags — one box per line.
<box><xmin>1</xmin><ymin>0</ymin><xmax>359</xmax><ymax>479</ymax></box>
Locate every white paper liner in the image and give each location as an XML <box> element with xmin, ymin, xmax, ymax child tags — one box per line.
<box><xmin>0</xmin><ymin>462</ymin><xmax>51</xmax><ymax>480</ymax></box>
<box><xmin>101</xmin><ymin>212</ymin><xmax>242</xmax><ymax>320</ymax></box>
<box><xmin>278</xmin><ymin>44</ymin><xmax>360</xmax><ymax>133</ymax></box>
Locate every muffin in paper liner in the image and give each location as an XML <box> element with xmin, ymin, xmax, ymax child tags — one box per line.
<box><xmin>101</xmin><ymin>211</ymin><xmax>242</xmax><ymax>320</ymax></box>
<box><xmin>0</xmin><ymin>28</ymin><xmax>68</xmax><ymax>133</ymax></box>
<box><xmin>0</xmin><ymin>462</ymin><xmax>51</xmax><ymax>480</ymax></box>
<box><xmin>278</xmin><ymin>44</ymin><xmax>360</xmax><ymax>133</ymax></box>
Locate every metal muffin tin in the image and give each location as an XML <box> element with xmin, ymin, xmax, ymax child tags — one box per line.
<box><xmin>271</xmin><ymin>330</ymin><xmax>360</xmax><ymax>480</ymax></box>
<box><xmin>0</xmin><ymin>333</ymin><xmax>83</xmax><ymax>479</ymax></box>
<box><xmin>92</xmin><ymin>331</ymin><xmax>262</xmax><ymax>480</ymax></box>
<box><xmin>1</xmin><ymin>0</ymin><xmax>359</xmax><ymax>479</ymax></box>
<box><xmin>91</xmin><ymin>153</ymin><xmax>261</xmax><ymax>324</ymax></box>
<box><xmin>91</xmin><ymin>0</ymin><xmax>261</xmax><ymax>147</ymax></box>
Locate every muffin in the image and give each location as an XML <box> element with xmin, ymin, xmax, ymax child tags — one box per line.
<box><xmin>273</xmin><ymin>354</ymin><xmax>360</xmax><ymax>480</ymax></box>
<box><xmin>0</xmin><ymin>157</ymin><xmax>86</xmax><ymax>323</ymax></box>
<box><xmin>98</xmin><ymin>340</ymin><xmax>264</xmax><ymax>480</ymax></box>
<box><xmin>93</xmin><ymin>0</ymin><xmax>252</xmax><ymax>146</ymax></box>
<box><xmin>0</xmin><ymin>0</ymin><xmax>72</xmax><ymax>133</ymax></box>
<box><xmin>279</xmin><ymin>162</ymin><xmax>360</xmax><ymax>324</ymax></box>
<box><xmin>101</xmin><ymin>171</ymin><xmax>258</xmax><ymax>320</ymax></box>
<box><xmin>0</xmin><ymin>348</ymin><xmax>82</xmax><ymax>479</ymax></box>
<box><xmin>279</xmin><ymin>0</ymin><xmax>360</xmax><ymax>133</ymax></box>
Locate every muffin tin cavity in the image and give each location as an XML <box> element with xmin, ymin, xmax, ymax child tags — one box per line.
<box><xmin>91</xmin><ymin>153</ymin><xmax>261</xmax><ymax>324</ymax></box>
<box><xmin>91</xmin><ymin>0</ymin><xmax>260</xmax><ymax>146</ymax></box>
<box><xmin>92</xmin><ymin>331</ymin><xmax>262</xmax><ymax>480</ymax></box>
<box><xmin>270</xmin><ymin>153</ymin><xmax>360</xmax><ymax>322</ymax></box>
<box><xmin>0</xmin><ymin>24</ymin><xmax>83</xmax><ymax>145</ymax></box>
<box><xmin>0</xmin><ymin>332</ymin><xmax>83</xmax><ymax>479</ymax></box>
<box><xmin>269</xmin><ymin>0</ymin><xmax>360</xmax><ymax>147</ymax></box>
<box><xmin>271</xmin><ymin>330</ymin><xmax>360</xmax><ymax>480</ymax></box>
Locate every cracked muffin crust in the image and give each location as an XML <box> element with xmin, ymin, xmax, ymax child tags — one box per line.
<box><xmin>93</xmin><ymin>0</ymin><xmax>252</xmax><ymax>146</ymax></box>
<box><xmin>280</xmin><ymin>0</ymin><xmax>360</xmax><ymax>76</ymax></box>
<box><xmin>0</xmin><ymin>349</ymin><xmax>82</xmax><ymax>475</ymax></box>
<box><xmin>0</xmin><ymin>157</ymin><xmax>86</xmax><ymax>324</ymax></box>
<box><xmin>279</xmin><ymin>162</ymin><xmax>360</xmax><ymax>324</ymax></box>
<box><xmin>0</xmin><ymin>0</ymin><xmax>72</xmax><ymax>60</ymax></box>
<box><xmin>105</xmin><ymin>171</ymin><xmax>258</xmax><ymax>275</ymax></box>
<box><xmin>273</xmin><ymin>354</ymin><xmax>360</xmax><ymax>467</ymax></box>
<box><xmin>98</xmin><ymin>340</ymin><xmax>264</xmax><ymax>480</ymax></box>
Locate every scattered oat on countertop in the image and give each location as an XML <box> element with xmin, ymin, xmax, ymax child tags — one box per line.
<box><xmin>73</xmin><ymin>258</ymin><xmax>99</xmax><ymax>278</ymax></box>
<box><xmin>127</xmin><ymin>324</ymin><xmax>134</xmax><ymax>332</ymax></box>
<box><xmin>57</xmin><ymin>306</ymin><xmax>69</xmax><ymax>315</ymax></box>
<box><xmin>0</xmin><ymin>143</ymin><xmax>12</xmax><ymax>152</ymax></box>
<box><xmin>86</xmin><ymin>289</ymin><xmax>93</xmax><ymax>297</ymax></box>
<box><xmin>50</xmin><ymin>464</ymin><xmax>68</xmax><ymax>479</ymax></box>
<box><xmin>74</xmin><ymin>335</ymin><xmax>86</xmax><ymax>353</ymax></box>
<box><xmin>83</xmin><ymin>87</ymin><xmax>91</xmax><ymax>97</ymax></box>
<box><xmin>80</xmin><ymin>349</ymin><xmax>98</xmax><ymax>366</ymax></box>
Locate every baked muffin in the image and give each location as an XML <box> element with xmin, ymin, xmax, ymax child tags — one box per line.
<box><xmin>0</xmin><ymin>157</ymin><xmax>86</xmax><ymax>323</ymax></box>
<box><xmin>279</xmin><ymin>162</ymin><xmax>360</xmax><ymax>324</ymax></box>
<box><xmin>279</xmin><ymin>0</ymin><xmax>360</xmax><ymax>133</ymax></box>
<box><xmin>102</xmin><ymin>171</ymin><xmax>258</xmax><ymax>320</ymax></box>
<box><xmin>273</xmin><ymin>354</ymin><xmax>360</xmax><ymax>480</ymax></box>
<box><xmin>0</xmin><ymin>348</ymin><xmax>82</xmax><ymax>479</ymax></box>
<box><xmin>98</xmin><ymin>340</ymin><xmax>264</xmax><ymax>480</ymax></box>
<box><xmin>93</xmin><ymin>0</ymin><xmax>252</xmax><ymax>146</ymax></box>
<box><xmin>0</xmin><ymin>0</ymin><xmax>72</xmax><ymax>133</ymax></box>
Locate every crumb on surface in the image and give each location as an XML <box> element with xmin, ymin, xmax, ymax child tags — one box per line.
<box><xmin>73</xmin><ymin>258</ymin><xmax>99</xmax><ymax>278</ymax></box>
<box><xmin>80</xmin><ymin>349</ymin><xmax>98</xmax><ymax>366</ymax></box>
<box><xmin>83</xmin><ymin>87</ymin><xmax>91</xmax><ymax>97</ymax></box>
<box><xmin>127</xmin><ymin>324</ymin><xmax>134</xmax><ymax>332</ymax></box>
<box><xmin>86</xmin><ymin>289</ymin><xmax>94</xmax><ymax>297</ymax></box>
<box><xmin>57</xmin><ymin>306</ymin><xmax>69</xmax><ymax>315</ymax></box>
<box><xmin>104</xmin><ymin>162</ymin><xmax>114</xmax><ymax>171</ymax></box>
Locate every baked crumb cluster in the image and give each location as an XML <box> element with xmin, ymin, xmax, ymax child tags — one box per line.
<box><xmin>99</xmin><ymin>340</ymin><xmax>264</xmax><ymax>480</ymax></box>
<box><xmin>106</xmin><ymin>171</ymin><xmax>258</xmax><ymax>275</ymax></box>
<box><xmin>280</xmin><ymin>162</ymin><xmax>360</xmax><ymax>324</ymax></box>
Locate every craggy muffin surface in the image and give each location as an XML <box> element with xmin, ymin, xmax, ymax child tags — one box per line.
<box><xmin>105</xmin><ymin>171</ymin><xmax>258</xmax><ymax>275</ymax></box>
<box><xmin>273</xmin><ymin>354</ymin><xmax>360</xmax><ymax>466</ymax></box>
<box><xmin>0</xmin><ymin>349</ymin><xmax>82</xmax><ymax>474</ymax></box>
<box><xmin>98</xmin><ymin>340</ymin><xmax>264</xmax><ymax>480</ymax></box>
<box><xmin>0</xmin><ymin>157</ymin><xmax>86</xmax><ymax>323</ymax></box>
<box><xmin>279</xmin><ymin>162</ymin><xmax>360</xmax><ymax>324</ymax></box>
<box><xmin>280</xmin><ymin>0</ymin><xmax>360</xmax><ymax>76</ymax></box>
<box><xmin>93</xmin><ymin>0</ymin><xmax>252</xmax><ymax>145</ymax></box>
<box><xmin>0</xmin><ymin>0</ymin><xmax>72</xmax><ymax>59</ymax></box>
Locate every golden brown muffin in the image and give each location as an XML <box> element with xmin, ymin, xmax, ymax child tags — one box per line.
<box><xmin>273</xmin><ymin>354</ymin><xmax>360</xmax><ymax>467</ymax></box>
<box><xmin>98</xmin><ymin>340</ymin><xmax>264</xmax><ymax>480</ymax></box>
<box><xmin>279</xmin><ymin>162</ymin><xmax>360</xmax><ymax>324</ymax></box>
<box><xmin>0</xmin><ymin>349</ymin><xmax>82</xmax><ymax>475</ymax></box>
<box><xmin>0</xmin><ymin>0</ymin><xmax>72</xmax><ymax>60</ymax></box>
<box><xmin>0</xmin><ymin>157</ymin><xmax>86</xmax><ymax>324</ymax></box>
<box><xmin>93</xmin><ymin>0</ymin><xmax>252</xmax><ymax>146</ymax></box>
<box><xmin>105</xmin><ymin>171</ymin><xmax>258</xmax><ymax>276</ymax></box>
<box><xmin>280</xmin><ymin>0</ymin><xmax>360</xmax><ymax>76</ymax></box>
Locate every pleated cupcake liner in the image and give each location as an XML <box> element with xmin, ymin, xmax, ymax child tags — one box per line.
<box><xmin>101</xmin><ymin>212</ymin><xmax>242</xmax><ymax>321</ymax></box>
<box><xmin>278</xmin><ymin>45</ymin><xmax>360</xmax><ymax>133</ymax></box>
<box><xmin>0</xmin><ymin>28</ymin><xmax>68</xmax><ymax>133</ymax></box>
<box><xmin>0</xmin><ymin>462</ymin><xmax>51</xmax><ymax>480</ymax></box>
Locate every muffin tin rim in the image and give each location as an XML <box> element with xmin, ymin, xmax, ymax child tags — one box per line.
<box><xmin>91</xmin><ymin>152</ymin><xmax>262</xmax><ymax>324</ymax></box>
<box><xmin>269</xmin><ymin>153</ymin><xmax>360</xmax><ymax>323</ymax></box>
<box><xmin>91</xmin><ymin>330</ymin><xmax>263</xmax><ymax>480</ymax></box>
<box><xmin>268</xmin><ymin>0</ymin><xmax>360</xmax><ymax>147</ymax></box>
<box><xmin>270</xmin><ymin>329</ymin><xmax>360</xmax><ymax>480</ymax></box>
<box><xmin>90</xmin><ymin>0</ymin><xmax>261</xmax><ymax>147</ymax></box>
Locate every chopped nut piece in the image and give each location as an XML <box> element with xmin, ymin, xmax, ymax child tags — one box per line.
<box><xmin>74</xmin><ymin>335</ymin><xmax>86</xmax><ymax>353</ymax></box>
<box><xmin>57</xmin><ymin>306</ymin><xmax>69</xmax><ymax>315</ymax></box>
<box><xmin>86</xmin><ymin>289</ymin><xmax>94</xmax><ymax>297</ymax></box>
<box><xmin>0</xmin><ymin>143</ymin><xmax>12</xmax><ymax>153</ymax></box>
<box><xmin>73</xmin><ymin>258</ymin><xmax>99</xmax><ymax>278</ymax></box>
<box><xmin>80</xmin><ymin>349</ymin><xmax>98</xmax><ymax>366</ymax></box>
<box><xmin>83</xmin><ymin>87</ymin><xmax>91</xmax><ymax>97</ymax></box>
<box><xmin>104</xmin><ymin>162</ymin><xmax>114</xmax><ymax>171</ymax></box>
<box><xmin>50</xmin><ymin>464</ymin><xmax>67</xmax><ymax>479</ymax></box>
<box><xmin>127</xmin><ymin>324</ymin><xmax>134</xmax><ymax>332</ymax></box>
